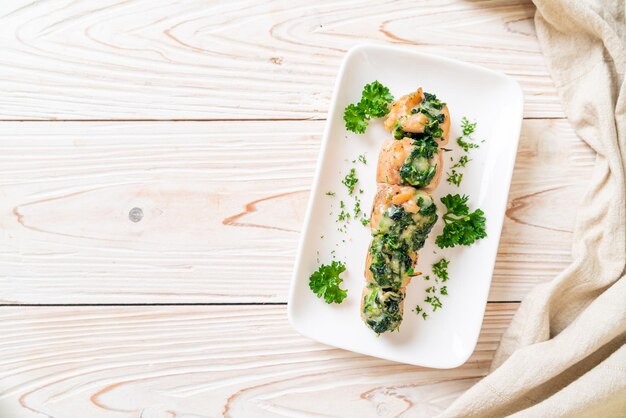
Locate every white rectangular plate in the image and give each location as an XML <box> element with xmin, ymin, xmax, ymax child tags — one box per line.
<box><xmin>288</xmin><ymin>44</ymin><xmax>523</xmax><ymax>368</ymax></box>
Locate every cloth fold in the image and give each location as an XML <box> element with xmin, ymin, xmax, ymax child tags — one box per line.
<box><xmin>440</xmin><ymin>0</ymin><xmax>626</xmax><ymax>416</ymax></box>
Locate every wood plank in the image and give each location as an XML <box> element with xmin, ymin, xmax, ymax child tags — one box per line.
<box><xmin>0</xmin><ymin>303</ymin><xmax>517</xmax><ymax>418</ymax></box>
<box><xmin>0</xmin><ymin>0</ymin><xmax>560</xmax><ymax>120</ymax></box>
<box><xmin>0</xmin><ymin>119</ymin><xmax>592</xmax><ymax>304</ymax></box>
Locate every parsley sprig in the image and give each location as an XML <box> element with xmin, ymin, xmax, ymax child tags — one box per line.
<box><xmin>435</xmin><ymin>194</ymin><xmax>487</xmax><ymax>248</ymax></box>
<box><xmin>309</xmin><ymin>261</ymin><xmax>348</xmax><ymax>304</ymax></box>
<box><xmin>343</xmin><ymin>81</ymin><xmax>394</xmax><ymax>134</ymax></box>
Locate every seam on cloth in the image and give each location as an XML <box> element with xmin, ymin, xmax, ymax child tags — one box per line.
<box><xmin>552</xmin><ymin>60</ymin><xmax>603</xmax><ymax>88</ymax></box>
<box><xmin>484</xmin><ymin>381</ymin><xmax>536</xmax><ymax>405</ymax></box>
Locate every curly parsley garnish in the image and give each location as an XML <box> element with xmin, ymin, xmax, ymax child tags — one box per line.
<box><xmin>343</xmin><ymin>81</ymin><xmax>394</xmax><ymax>134</ymax></box>
<box><xmin>309</xmin><ymin>261</ymin><xmax>348</xmax><ymax>304</ymax></box>
<box><xmin>435</xmin><ymin>194</ymin><xmax>487</xmax><ymax>248</ymax></box>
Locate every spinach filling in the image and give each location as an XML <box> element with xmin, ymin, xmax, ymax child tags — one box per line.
<box><xmin>372</xmin><ymin>196</ymin><xmax>438</xmax><ymax>254</ymax></box>
<box><xmin>364</xmin><ymin>197</ymin><xmax>438</xmax><ymax>333</ymax></box>
<box><xmin>362</xmin><ymin>284</ymin><xmax>404</xmax><ymax>334</ymax></box>
<box><xmin>392</xmin><ymin>92</ymin><xmax>446</xmax><ymax>142</ymax></box>
<box><xmin>399</xmin><ymin>138</ymin><xmax>439</xmax><ymax>187</ymax></box>
<box><xmin>369</xmin><ymin>234</ymin><xmax>413</xmax><ymax>288</ymax></box>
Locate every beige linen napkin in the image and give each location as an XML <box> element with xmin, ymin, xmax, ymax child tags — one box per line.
<box><xmin>440</xmin><ymin>0</ymin><xmax>626</xmax><ymax>416</ymax></box>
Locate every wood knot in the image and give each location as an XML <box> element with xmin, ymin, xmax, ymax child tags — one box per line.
<box><xmin>129</xmin><ymin>207</ymin><xmax>143</xmax><ymax>223</ymax></box>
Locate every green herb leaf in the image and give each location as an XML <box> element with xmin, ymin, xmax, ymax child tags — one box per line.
<box><xmin>309</xmin><ymin>261</ymin><xmax>348</xmax><ymax>304</ymax></box>
<box><xmin>457</xmin><ymin>136</ymin><xmax>480</xmax><ymax>152</ymax></box>
<box><xmin>342</xmin><ymin>168</ymin><xmax>358</xmax><ymax>195</ymax></box>
<box><xmin>361</xmin><ymin>81</ymin><xmax>394</xmax><ymax>117</ymax></box>
<box><xmin>461</xmin><ymin>116</ymin><xmax>477</xmax><ymax>136</ymax></box>
<box><xmin>343</xmin><ymin>81</ymin><xmax>394</xmax><ymax>134</ymax></box>
<box><xmin>435</xmin><ymin>194</ymin><xmax>487</xmax><ymax>248</ymax></box>
<box><xmin>432</xmin><ymin>258</ymin><xmax>450</xmax><ymax>282</ymax></box>
<box><xmin>343</xmin><ymin>103</ymin><xmax>368</xmax><ymax>134</ymax></box>
<box><xmin>425</xmin><ymin>295</ymin><xmax>443</xmax><ymax>311</ymax></box>
<box><xmin>451</xmin><ymin>155</ymin><xmax>470</xmax><ymax>169</ymax></box>
<box><xmin>446</xmin><ymin>169</ymin><xmax>463</xmax><ymax>187</ymax></box>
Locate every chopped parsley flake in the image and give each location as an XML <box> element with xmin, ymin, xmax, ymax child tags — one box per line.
<box><xmin>456</xmin><ymin>117</ymin><xmax>481</xmax><ymax>152</ymax></box>
<box><xmin>425</xmin><ymin>295</ymin><xmax>443</xmax><ymax>311</ymax></box>
<box><xmin>461</xmin><ymin>116</ymin><xmax>477</xmax><ymax>136</ymax></box>
<box><xmin>353</xmin><ymin>198</ymin><xmax>362</xmax><ymax>217</ymax></box>
<box><xmin>446</xmin><ymin>169</ymin><xmax>463</xmax><ymax>187</ymax></box>
<box><xmin>415</xmin><ymin>259</ymin><xmax>451</xmax><ymax>319</ymax></box>
<box><xmin>358</xmin><ymin>154</ymin><xmax>367</xmax><ymax>164</ymax></box>
<box><xmin>452</xmin><ymin>155</ymin><xmax>470</xmax><ymax>169</ymax></box>
<box><xmin>342</xmin><ymin>168</ymin><xmax>358</xmax><ymax>195</ymax></box>
<box><xmin>432</xmin><ymin>258</ymin><xmax>450</xmax><ymax>282</ymax></box>
<box><xmin>457</xmin><ymin>136</ymin><xmax>480</xmax><ymax>152</ymax></box>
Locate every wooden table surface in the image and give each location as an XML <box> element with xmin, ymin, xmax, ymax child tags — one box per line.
<box><xmin>0</xmin><ymin>1</ymin><xmax>592</xmax><ymax>417</ymax></box>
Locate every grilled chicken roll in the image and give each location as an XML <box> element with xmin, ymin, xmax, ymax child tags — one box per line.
<box><xmin>362</xmin><ymin>87</ymin><xmax>450</xmax><ymax>335</ymax></box>
<box><xmin>361</xmin><ymin>283</ymin><xmax>406</xmax><ymax>334</ymax></box>
<box><xmin>361</xmin><ymin>185</ymin><xmax>438</xmax><ymax>333</ymax></box>
<box><xmin>377</xmin><ymin>137</ymin><xmax>444</xmax><ymax>190</ymax></box>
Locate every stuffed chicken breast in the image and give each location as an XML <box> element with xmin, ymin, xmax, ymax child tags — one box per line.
<box><xmin>361</xmin><ymin>87</ymin><xmax>450</xmax><ymax>335</ymax></box>
<box><xmin>361</xmin><ymin>185</ymin><xmax>438</xmax><ymax>334</ymax></box>
<box><xmin>376</xmin><ymin>137</ymin><xmax>444</xmax><ymax>190</ymax></box>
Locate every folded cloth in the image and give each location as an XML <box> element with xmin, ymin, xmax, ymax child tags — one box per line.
<box><xmin>439</xmin><ymin>0</ymin><xmax>626</xmax><ymax>416</ymax></box>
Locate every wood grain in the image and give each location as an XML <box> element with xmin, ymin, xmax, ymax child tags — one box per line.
<box><xmin>0</xmin><ymin>0</ymin><xmax>560</xmax><ymax>120</ymax></box>
<box><xmin>0</xmin><ymin>303</ymin><xmax>516</xmax><ymax>418</ymax></box>
<box><xmin>0</xmin><ymin>119</ymin><xmax>592</xmax><ymax>304</ymax></box>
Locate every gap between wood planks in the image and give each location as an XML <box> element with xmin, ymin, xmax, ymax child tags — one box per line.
<box><xmin>0</xmin><ymin>117</ymin><xmax>566</xmax><ymax>122</ymax></box>
<box><xmin>0</xmin><ymin>301</ymin><xmax>518</xmax><ymax>306</ymax></box>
